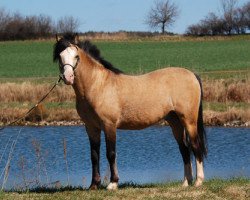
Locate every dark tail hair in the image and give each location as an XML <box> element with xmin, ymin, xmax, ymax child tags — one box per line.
<box><xmin>195</xmin><ymin>74</ymin><xmax>208</xmax><ymax>161</ymax></box>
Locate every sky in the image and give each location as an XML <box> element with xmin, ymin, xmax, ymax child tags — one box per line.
<box><xmin>1</xmin><ymin>0</ymin><xmax>249</xmax><ymax>34</ymax></box>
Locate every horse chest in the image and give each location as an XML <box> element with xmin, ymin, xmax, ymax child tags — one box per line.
<box><xmin>75</xmin><ymin>99</ymin><xmax>101</xmax><ymax>126</ymax></box>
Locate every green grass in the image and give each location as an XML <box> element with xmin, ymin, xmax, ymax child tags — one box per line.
<box><xmin>1</xmin><ymin>178</ymin><xmax>249</xmax><ymax>200</ymax></box>
<box><xmin>0</xmin><ymin>37</ymin><xmax>249</xmax><ymax>79</ymax></box>
<box><xmin>204</xmin><ymin>102</ymin><xmax>250</xmax><ymax>112</ymax></box>
<box><xmin>0</xmin><ymin>41</ymin><xmax>57</xmax><ymax>78</ymax></box>
<box><xmin>97</xmin><ymin>40</ymin><xmax>250</xmax><ymax>74</ymax></box>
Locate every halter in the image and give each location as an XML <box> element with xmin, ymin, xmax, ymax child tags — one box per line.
<box><xmin>62</xmin><ymin>62</ymin><xmax>78</xmax><ymax>71</ymax></box>
<box><xmin>59</xmin><ymin>54</ymin><xmax>80</xmax><ymax>79</ymax></box>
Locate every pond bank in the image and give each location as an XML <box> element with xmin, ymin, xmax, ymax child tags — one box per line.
<box><xmin>0</xmin><ymin>118</ymin><xmax>249</xmax><ymax>128</ymax></box>
<box><xmin>1</xmin><ymin>178</ymin><xmax>249</xmax><ymax>200</ymax></box>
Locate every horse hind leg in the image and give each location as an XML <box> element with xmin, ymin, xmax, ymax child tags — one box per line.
<box><xmin>166</xmin><ymin>112</ymin><xmax>193</xmax><ymax>187</ymax></box>
<box><xmin>185</xmin><ymin>122</ymin><xmax>205</xmax><ymax>187</ymax></box>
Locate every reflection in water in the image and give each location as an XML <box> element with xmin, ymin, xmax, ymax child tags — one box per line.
<box><xmin>0</xmin><ymin>126</ymin><xmax>249</xmax><ymax>189</ymax></box>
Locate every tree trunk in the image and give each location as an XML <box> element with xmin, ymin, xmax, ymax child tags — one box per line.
<box><xmin>161</xmin><ymin>22</ymin><xmax>165</xmax><ymax>34</ymax></box>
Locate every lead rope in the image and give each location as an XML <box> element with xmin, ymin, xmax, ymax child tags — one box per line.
<box><xmin>0</xmin><ymin>76</ymin><xmax>62</xmax><ymax>131</ymax></box>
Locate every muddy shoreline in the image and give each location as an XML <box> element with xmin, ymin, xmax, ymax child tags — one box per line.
<box><xmin>0</xmin><ymin>118</ymin><xmax>249</xmax><ymax>128</ymax></box>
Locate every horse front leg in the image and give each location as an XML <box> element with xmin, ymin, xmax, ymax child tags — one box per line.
<box><xmin>104</xmin><ymin>125</ymin><xmax>119</xmax><ymax>190</ymax></box>
<box><xmin>86</xmin><ymin>126</ymin><xmax>101</xmax><ymax>190</ymax></box>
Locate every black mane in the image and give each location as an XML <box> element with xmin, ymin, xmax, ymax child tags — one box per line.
<box><xmin>53</xmin><ymin>33</ymin><xmax>123</xmax><ymax>74</ymax></box>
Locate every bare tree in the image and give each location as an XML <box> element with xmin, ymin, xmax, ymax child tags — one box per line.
<box><xmin>186</xmin><ymin>0</ymin><xmax>250</xmax><ymax>36</ymax></box>
<box><xmin>220</xmin><ymin>0</ymin><xmax>238</xmax><ymax>34</ymax></box>
<box><xmin>186</xmin><ymin>24</ymin><xmax>201</xmax><ymax>36</ymax></box>
<box><xmin>36</xmin><ymin>14</ymin><xmax>54</xmax><ymax>37</ymax></box>
<box><xmin>146</xmin><ymin>0</ymin><xmax>179</xmax><ymax>34</ymax></box>
<box><xmin>0</xmin><ymin>8</ymin><xmax>10</xmax><ymax>31</ymax></box>
<box><xmin>233</xmin><ymin>7</ymin><xmax>247</xmax><ymax>34</ymax></box>
<box><xmin>57</xmin><ymin>16</ymin><xmax>80</xmax><ymax>34</ymax></box>
<box><xmin>186</xmin><ymin>12</ymin><xmax>224</xmax><ymax>36</ymax></box>
<box><xmin>0</xmin><ymin>7</ymin><xmax>56</xmax><ymax>40</ymax></box>
<box><xmin>202</xmin><ymin>12</ymin><xmax>224</xmax><ymax>35</ymax></box>
<box><xmin>242</xmin><ymin>2</ymin><xmax>250</xmax><ymax>29</ymax></box>
<box><xmin>4</xmin><ymin>12</ymin><xmax>24</xmax><ymax>40</ymax></box>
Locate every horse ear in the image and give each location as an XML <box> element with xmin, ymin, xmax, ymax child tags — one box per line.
<box><xmin>74</xmin><ymin>33</ymin><xmax>80</xmax><ymax>44</ymax></box>
<box><xmin>56</xmin><ymin>34</ymin><xmax>60</xmax><ymax>42</ymax></box>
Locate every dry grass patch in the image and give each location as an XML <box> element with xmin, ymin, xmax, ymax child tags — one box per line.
<box><xmin>0</xmin><ymin>82</ymin><xmax>75</xmax><ymax>103</ymax></box>
<box><xmin>204</xmin><ymin>108</ymin><xmax>250</xmax><ymax>126</ymax></box>
<box><xmin>224</xmin><ymin>185</ymin><xmax>249</xmax><ymax>200</ymax></box>
<box><xmin>203</xmin><ymin>79</ymin><xmax>250</xmax><ymax>103</ymax></box>
<box><xmin>78</xmin><ymin>32</ymin><xmax>250</xmax><ymax>42</ymax></box>
<box><xmin>0</xmin><ymin>78</ymin><xmax>249</xmax><ymax>103</ymax></box>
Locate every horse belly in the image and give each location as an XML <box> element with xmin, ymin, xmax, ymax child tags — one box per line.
<box><xmin>118</xmin><ymin>102</ymin><xmax>169</xmax><ymax>130</ymax></box>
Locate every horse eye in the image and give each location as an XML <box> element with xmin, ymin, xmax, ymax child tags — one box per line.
<box><xmin>75</xmin><ymin>55</ymin><xmax>79</xmax><ymax>59</ymax></box>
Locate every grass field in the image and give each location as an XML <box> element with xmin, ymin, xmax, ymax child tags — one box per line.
<box><xmin>1</xmin><ymin>178</ymin><xmax>249</xmax><ymax>200</ymax></box>
<box><xmin>0</xmin><ymin>36</ymin><xmax>249</xmax><ymax>79</ymax></box>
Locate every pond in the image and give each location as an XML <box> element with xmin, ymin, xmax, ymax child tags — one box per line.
<box><xmin>0</xmin><ymin>126</ymin><xmax>249</xmax><ymax>189</ymax></box>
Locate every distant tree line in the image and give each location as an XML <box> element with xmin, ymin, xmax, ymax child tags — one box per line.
<box><xmin>1</xmin><ymin>0</ymin><xmax>250</xmax><ymax>40</ymax></box>
<box><xmin>0</xmin><ymin>8</ymin><xmax>80</xmax><ymax>40</ymax></box>
<box><xmin>186</xmin><ymin>1</ymin><xmax>250</xmax><ymax>36</ymax></box>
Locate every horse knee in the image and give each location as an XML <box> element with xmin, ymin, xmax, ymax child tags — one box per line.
<box><xmin>185</xmin><ymin>124</ymin><xmax>204</xmax><ymax>162</ymax></box>
<box><xmin>190</xmin><ymin>137</ymin><xmax>204</xmax><ymax>162</ymax></box>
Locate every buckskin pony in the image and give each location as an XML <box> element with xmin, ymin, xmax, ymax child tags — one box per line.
<box><xmin>53</xmin><ymin>33</ymin><xmax>207</xmax><ymax>190</ymax></box>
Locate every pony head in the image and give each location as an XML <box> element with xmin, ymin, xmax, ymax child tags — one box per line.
<box><xmin>53</xmin><ymin>33</ymin><xmax>79</xmax><ymax>85</ymax></box>
<box><xmin>53</xmin><ymin>33</ymin><xmax>123</xmax><ymax>85</ymax></box>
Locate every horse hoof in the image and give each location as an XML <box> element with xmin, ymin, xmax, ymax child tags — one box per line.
<box><xmin>182</xmin><ymin>180</ymin><xmax>189</xmax><ymax>187</ymax></box>
<box><xmin>194</xmin><ymin>178</ymin><xmax>204</xmax><ymax>187</ymax></box>
<box><xmin>107</xmin><ymin>182</ymin><xmax>118</xmax><ymax>190</ymax></box>
<box><xmin>182</xmin><ymin>178</ymin><xmax>193</xmax><ymax>187</ymax></box>
<box><xmin>89</xmin><ymin>184</ymin><xmax>98</xmax><ymax>190</ymax></box>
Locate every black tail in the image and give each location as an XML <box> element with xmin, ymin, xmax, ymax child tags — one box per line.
<box><xmin>195</xmin><ymin>74</ymin><xmax>208</xmax><ymax>161</ymax></box>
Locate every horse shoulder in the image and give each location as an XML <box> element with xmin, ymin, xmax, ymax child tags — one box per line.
<box><xmin>88</xmin><ymin>75</ymin><xmax>122</xmax><ymax>127</ymax></box>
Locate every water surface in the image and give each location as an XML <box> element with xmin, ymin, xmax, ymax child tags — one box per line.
<box><xmin>0</xmin><ymin>126</ymin><xmax>249</xmax><ymax>189</ymax></box>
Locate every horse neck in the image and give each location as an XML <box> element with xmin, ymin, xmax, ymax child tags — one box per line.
<box><xmin>72</xmin><ymin>51</ymin><xmax>110</xmax><ymax>99</ymax></box>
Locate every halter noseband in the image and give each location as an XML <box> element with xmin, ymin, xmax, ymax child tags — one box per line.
<box><xmin>62</xmin><ymin>62</ymin><xmax>78</xmax><ymax>71</ymax></box>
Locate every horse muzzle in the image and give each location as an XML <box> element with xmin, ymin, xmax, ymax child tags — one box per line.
<box><xmin>62</xmin><ymin>65</ymin><xmax>75</xmax><ymax>85</ymax></box>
